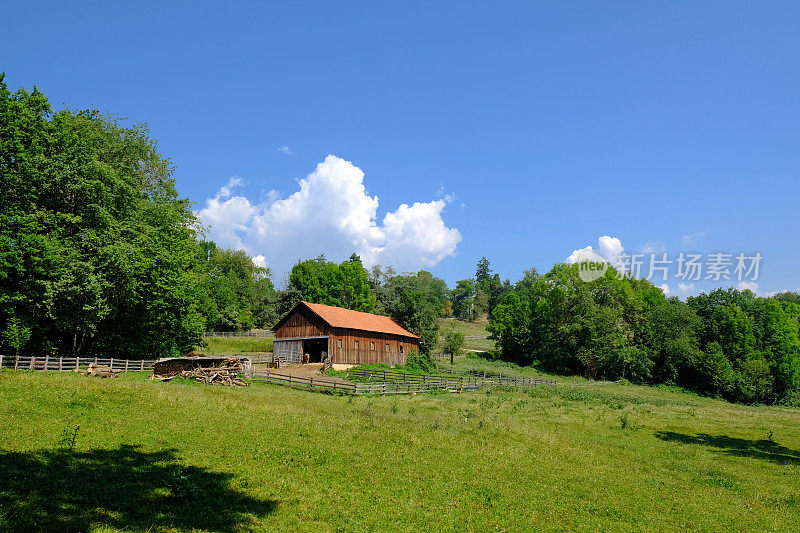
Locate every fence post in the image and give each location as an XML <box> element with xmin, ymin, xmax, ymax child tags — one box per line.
<box><xmin>58</xmin><ymin>357</ymin><xmax>63</xmax><ymax>371</ymax></box>
<box><xmin>29</xmin><ymin>357</ymin><xmax>34</xmax><ymax>370</ymax></box>
<box><xmin>94</xmin><ymin>357</ymin><xmax>98</xmax><ymax>365</ymax></box>
<box><xmin>140</xmin><ymin>360</ymin><xmax>144</xmax><ymax>371</ymax></box>
<box><xmin>44</xmin><ymin>355</ymin><xmax>49</xmax><ymax>371</ymax></box>
<box><xmin>124</xmin><ymin>360</ymin><xmax>129</xmax><ymax>372</ymax></box>
<box><xmin>14</xmin><ymin>355</ymin><xmax>19</xmax><ymax>370</ymax></box>
<box><xmin>310</xmin><ymin>377</ymin><xmax>313</xmax><ymax>390</ymax></box>
<box><xmin>110</xmin><ymin>358</ymin><xmax>114</xmax><ymax>370</ymax></box>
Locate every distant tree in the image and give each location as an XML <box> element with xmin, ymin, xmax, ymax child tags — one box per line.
<box><xmin>197</xmin><ymin>243</ymin><xmax>275</xmax><ymax>331</ymax></box>
<box><xmin>442</xmin><ymin>326</ymin><xmax>465</xmax><ymax>364</ymax></box>
<box><xmin>451</xmin><ymin>279</ymin><xmax>476</xmax><ymax>320</ymax></box>
<box><xmin>3</xmin><ymin>317</ymin><xmax>31</xmax><ymax>358</ymax></box>
<box><xmin>288</xmin><ymin>254</ymin><xmax>376</xmax><ymax>312</ymax></box>
<box><xmin>476</xmin><ymin>257</ymin><xmax>492</xmax><ymax>286</ymax></box>
<box><xmin>381</xmin><ymin>271</ymin><xmax>447</xmax><ymax>354</ymax></box>
<box><xmin>441</xmin><ymin>300</ymin><xmax>453</xmax><ymax>317</ymax></box>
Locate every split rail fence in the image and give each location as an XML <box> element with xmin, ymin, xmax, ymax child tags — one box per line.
<box><xmin>247</xmin><ymin>367</ymin><xmax>555</xmax><ymax>395</ymax></box>
<box><xmin>345</xmin><ymin>368</ymin><xmax>556</xmax><ymax>389</ymax></box>
<box><xmin>203</xmin><ymin>331</ymin><xmax>273</xmax><ymax>338</ymax></box>
<box><xmin>0</xmin><ymin>355</ymin><xmax>155</xmax><ymax>372</ymax></box>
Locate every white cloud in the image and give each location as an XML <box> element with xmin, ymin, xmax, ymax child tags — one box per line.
<box><xmin>660</xmin><ymin>283</ymin><xmax>670</xmax><ymax>295</ymax></box>
<box><xmin>738</xmin><ymin>281</ymin><xmax>759</xmax><ymax>293</ymax></box>
<box><xmin>766</xmin><ymin>288</ymin><xmax>800</xmax><ymax>297</ymax></box>
<box><xmin>677</xmin><ymin>282</ymin><xmax>696</xmax><ymax>295</ymax></box>
<box><xmin>278</xmin><ymin>145</ymin><xmax>293</xmax><ymax>155</ymax></box>
<box><xmin>252</xmin><ymin>255</ymin><xmax>267</xmax><ymax>268</ymax></box>
<box><xmin>640</xmin><ymin>240</ymin><xmax>666</xmax><ymax>254</ymax></box>
<box><xmin>196</xmin><ymin>155</ymin><xmax>462</xmax><ymax>276</ymax></box>
<box><xmin>681</xmin><ymin>231</ymin><xmax>707</xmax><ymax>245</ymax></box>
<box><xmin>567</xmin><ymin>235</ymin><xmax>626</xmax><ymax>272</ymax></box>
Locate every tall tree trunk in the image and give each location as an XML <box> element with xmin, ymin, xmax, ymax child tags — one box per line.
<box><xmin>77</xmin><ymin>332</ymin><xmax>85</xmax><ymax>357</ymax></box>
<box><xmin>72</xmin><ymin>328</ymin><xmax>78</xmax><ymax>357</ymax></box>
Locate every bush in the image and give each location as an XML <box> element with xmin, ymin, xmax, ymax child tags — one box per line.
<box><xmin>405</xmin><ymin>351</ymin><xmax>436</xmax><ymax>373</ymax></box>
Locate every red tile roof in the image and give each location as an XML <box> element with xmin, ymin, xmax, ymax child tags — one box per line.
<box><xmin>298</xmin><ymin>301</ymin><xmax>420</xmax><ymax>339</ymax></box>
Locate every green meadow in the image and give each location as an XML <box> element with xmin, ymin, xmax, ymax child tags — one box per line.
<box><xmin>1</xmin><ymin>370</ymin><xmax>799</xmax><ymax>532</ymax></box>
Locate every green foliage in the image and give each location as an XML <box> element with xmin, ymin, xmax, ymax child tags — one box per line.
<box><xmin>375</xmin><ymin>269</ymin><xmax>447</xmax><ymax>354</ymax></box>
<box><xmin>404</xmin><ymin>351</ymin><xmax>437</xmax><ymax>373</ymax></box>
<box><xmin>2</xmin><ymin>317</ymin><xmax>31</xmax><ymax>357</ymax></box>
<box><xmin>288</xmin><ymin>254</ymin><xmax>376</xmax><ymax>312</ymax></box>
<box><xmin>451</xmin><ymin>279</ymin><xmax>476</xmax><ymax>320</ymax></box>
<box><xmin>441</xmin><ymin>326</ymin><xmax>465</xmax><ymax>364</ymax></box>
<box><xmin>196</xmin><ymin>242</ymin><xmax>276</xmax><ymax>331</ymax></box>
<box><xmin>489</xmin><ymin>263</ymin><xmax>800</xmax><ymax>404</ymax></box>
<box><xmin>0</xmin><ymin>75</ymin><xmax>205</xmax><ymax>358</ymax></box>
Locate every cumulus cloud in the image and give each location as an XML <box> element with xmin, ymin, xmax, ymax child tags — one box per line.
<box><xmin>660</xmin><ymin>283</ymin><xmax>670</xmax><ymax>295</ymax></box>
<box><xmin>567</xmin><ymin>235</ymin><xmax>626</xmax><ymax>272</ymax></box>
<box><xmin>738</xmin><ymin>281</ymin><xmax>759</xmax><ymax>293</ymax></box>
<box><xmin>196</xmin><ymin>155</ymin><xmax>462</xmax><ymax>276</ymax></box>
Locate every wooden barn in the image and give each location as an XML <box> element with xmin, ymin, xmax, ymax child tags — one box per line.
<box><xmin>271</xmin><ymin>301</ymin><xmax>420</xmax><ymax>366</ymax></box>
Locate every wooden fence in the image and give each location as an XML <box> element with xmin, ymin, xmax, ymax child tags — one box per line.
<box><xmin>345</xmin><ymin>368</ymin><xmax>556</xmax><ymax>389</ymax></box>
<box><xmin>249</xmin><ymin>370</ymin><xmax>357</xmax><ymax>394</ymax></box>
<box><xmin>203</xmin><ymin>331</ymin><xmax>273</xmax><ymax>338</ymax></box>
<box><xmin>0</xmin><ymin>355</ymin><xmax>155</xmax><ymax>372</ymax></box>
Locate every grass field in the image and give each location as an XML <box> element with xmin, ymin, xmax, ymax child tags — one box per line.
<box><xmin>195</xmin><ymin>337</ymin><xmax>274</xmax><ymax>355</ymax></box>
<box><xmin>437</xmin><ymin>317</ymin><xmax>495</xmax><ymax>353</ymax></box>
<box><xmin>2</xmin><ymin>370</ymin><xmax>799</xmax><ymax>532</ymax></box>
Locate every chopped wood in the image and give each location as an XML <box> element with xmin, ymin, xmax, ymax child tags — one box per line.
<box><xmin>150</xmin><ymin>357</ymin><xmax>248</xmax><ymax>386</ymax></box>
<box><xmin>76</xmin><ymin>362</ymin><xmax>120</xmax><ymax>378</ymax></box>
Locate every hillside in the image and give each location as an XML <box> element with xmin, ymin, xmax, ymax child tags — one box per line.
<box><xmin>2</xmin><ymin>371</ymin><xmax>799</xmax><ymax>531</ymax></box>
<box><xmin>437</xmin><ymin>317</ymin><xmax>495</xmax><ymax>353</ymax></box>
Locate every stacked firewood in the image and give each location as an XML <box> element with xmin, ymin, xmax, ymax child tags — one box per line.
<box><xmin>151</xmin><ymin>358</ymin><xmax>248</xmax><ymax>386</ymax></box>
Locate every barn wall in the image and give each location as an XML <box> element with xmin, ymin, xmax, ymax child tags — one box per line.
<box><xmin>274</xmin><ymin>305</ymin><xmax>329</xmax><ymax>339</ymax></box>
<box><xmin>329</xmin><ymin>327</ymin><xmax>419</xmax><ymax>366</ymax></box>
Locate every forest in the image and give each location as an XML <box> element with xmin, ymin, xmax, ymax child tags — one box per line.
<box><xmin>2</xmin><ymin>76</ymin><xmax>799</xmax><ymax>405</ymax></box>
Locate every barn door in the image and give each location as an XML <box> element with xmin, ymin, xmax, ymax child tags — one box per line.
<box><xmin>273</xmin><ymin>339</ymin><xmax>302</xmax><ymax>364</ymax></box>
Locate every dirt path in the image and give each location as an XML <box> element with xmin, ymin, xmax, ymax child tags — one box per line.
<box><xmin>250</xmin><ymin>362</ymin><xmax>353</xmax><ymax>384</ymax></box>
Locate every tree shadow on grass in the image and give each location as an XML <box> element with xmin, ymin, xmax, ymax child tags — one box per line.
<box><xmin>655</xmin><ymin>431</ymin><xmax>800</xmax><ymax>466</ymax></box>
<box><xmin>0</xmin><ymin>444</ymin><xmax>277</xmax><ymax>532</ymax></box>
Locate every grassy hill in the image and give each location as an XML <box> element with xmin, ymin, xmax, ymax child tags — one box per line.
<box><xmin>437</xmin><ymin>317</ymin><xmax>495</xmax><ymax>352</ymax></box>
<box><xmin>2</xmin><ymin>370</ymin><xmax>799</xmax><ymax>531</ymax></box>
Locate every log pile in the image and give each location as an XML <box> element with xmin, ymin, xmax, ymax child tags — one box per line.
<box><xmin>75</xmin><ymin>363</ymin><xmax>120</xmax><ymax>378</ymax></box>
<box><xmin>150</xmin><ymin>358</ymin><xmax>248</xmax><ymax>386</ymax></box>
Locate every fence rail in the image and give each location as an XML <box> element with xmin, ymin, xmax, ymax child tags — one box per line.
<box><xmin>0</xmin><ymin>355</ymin><xmax>155</xmax><ymax>372</ymax></box>
<box><xmin>249</xmin><ymin>370</ymin><xmax>357</xmax><ymax>393</ymax></box>
<box><xmin>203</xmin><ymin>331</ymin><xmax>274</xmax><ymax>338</ymax></box>
<box><xmin>345</xmin><ymin>368</ymin><xmax>555</xmax><ymax>389</ymax></box>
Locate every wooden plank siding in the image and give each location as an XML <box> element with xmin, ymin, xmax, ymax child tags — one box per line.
<box><xmin>328</xmin><ymin>328</ymin><xmax>417</xmax><ymax>366</ymax></box>
<box><xmin>273</xmin><ymin>305</ymin><xmax>330</xmax><ymax>339</ymax></box>
<box><xmin>273</xmin><ymin>303</ymin><xmax>420</xmax><ymax>366</ymax></box>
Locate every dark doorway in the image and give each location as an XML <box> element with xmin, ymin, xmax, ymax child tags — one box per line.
<box><xmin>302</xmin><ymin>338</ymin><xmax>328</xmax><ymax>363</ymax></box>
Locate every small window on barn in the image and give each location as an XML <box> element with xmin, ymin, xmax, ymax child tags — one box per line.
<box><xmin>337</xmin><ymin>339</ymin><xmax>342</xmax><ymax>349</ymax></box>
<box><xmin>385</xmin><ymin>343</ymin><xmax>389</xmax><ymax>352</ymax></box>
<box><xmin>371</xmin><ymin>341</ymin><xmax>375</xmax><ymax>350</ymax></box>
<box><xmin>400</xmin><ymin>345</ymin><xmax>404</xmax><ymax>354</ymax></box>
<box><xmin>354</xmin><ymin>340</ymin><xmax>359</xmax><ymax>350</ymax></box>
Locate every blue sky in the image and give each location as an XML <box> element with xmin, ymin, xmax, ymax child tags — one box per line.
<box><xmin>3</xmin><ymin>1</ymin><xmax>799</xmax><ymax>295</ymax></box>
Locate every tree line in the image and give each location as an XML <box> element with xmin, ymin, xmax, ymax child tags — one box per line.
<box><xmin>488</xmin><ymin>264</ymin><xmax>800</xmax><ymax>405</ymax></box>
